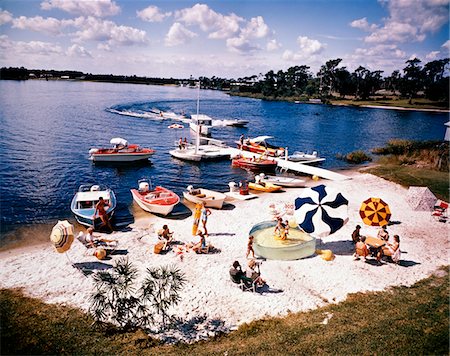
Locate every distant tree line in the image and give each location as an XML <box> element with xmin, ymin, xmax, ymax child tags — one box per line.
<box><xmin>2</xmin><ymin>57</ymin><xmax>448</xmax><ymax>103</ymax></box>
<box><xmin>230</xmin><ymin>58</ymin><xmax>449</xmax><ymax>103</ymax></box>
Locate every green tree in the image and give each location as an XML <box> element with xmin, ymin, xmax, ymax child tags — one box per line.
<box><xmin>317</xmin><ymin>58</ymin><xmax>342</xmax><ymax>97</ymax></box>
<box><xmin>422</xmin><ymin>58</ymin><xmax>450</xmax><ymax>101</ymax></box>
<box><xmin>400</xmin><ymin>58</ymin><xmax>424</xmax><ymax>101</ymax></box>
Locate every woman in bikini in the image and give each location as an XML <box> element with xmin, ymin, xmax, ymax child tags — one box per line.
<box><xmin>93</xmin><ymin>197</ymin><xmax>112</xmax><ymax>232</ymax></box>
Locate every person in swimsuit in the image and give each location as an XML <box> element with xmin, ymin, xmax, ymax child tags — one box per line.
<box><xmin>246</xmin><ymin>235</ymin><xmax>255</xmax><ymax>258</ymax></box>
<box><xmin>200</xmin><ymin>202</ymin><xmax>211</xmax><ymax>235</ymax></box>
<box><xmin>93</xmin><ymin>197</ymin><xmax>112</xmax><ymax>232</ymax></box>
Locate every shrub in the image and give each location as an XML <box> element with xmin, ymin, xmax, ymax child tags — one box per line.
<box><xmin>336</xmin><ymin>150</ymin><xmax>372</xmax><ymax>164</ymax></box>
<box><xmin>89</xmin><ymin>258</ymin><xmax>185</xmax><ymax>332</ymax></box>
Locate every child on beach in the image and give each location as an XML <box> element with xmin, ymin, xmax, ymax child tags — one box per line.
<box><xmin>246</xmin><ymin>235</ymin><xmax>255</xmax><ymax>258</ymax></box>
<box><xmin>201</xmin><ymin>202</ymin><xmax>211</xmax><ymax>236</ymax></box>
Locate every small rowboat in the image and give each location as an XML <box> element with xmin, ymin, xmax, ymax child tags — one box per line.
<box><xmin>130</xmin><ymin>181</ymin><xmax>180</xmax><ymax>216</ymax></box>
<box><xmin>248</xmin><ymin>181</ymin><xmax>282</xmax><ymax>192</ymax></box>
<box><xmin>168</xmin><ymin>124</ymin><xmax>184</xmax><ymax>129</ymax></box>
<box><xmin>183</xmin><ymin>186</ymin><xmax>227</xmax><ymax>209</ymax></box>
<box><xmin>258</xmin><ymin>173</ymin><xmax>305</xmax><ymax>187</ymax></box>
<box><xmin>231</xmin><ymin>156</ymin><xmax>277</xmax><ymax>172</ymax></box>
<box><xmin>71</xmin><ymin>184</ymin><xmax>116</xmax><ymax>228</ymax></box>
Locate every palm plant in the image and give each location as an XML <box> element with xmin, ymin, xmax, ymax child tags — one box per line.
<box><xmin>89</xmin><ymin>258</ymin><xmax>185</xmax><ymax>332</ymax></box>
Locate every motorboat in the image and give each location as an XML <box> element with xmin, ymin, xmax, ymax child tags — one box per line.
<box><xmin>130</xmin><ymin>180</ymin><xmax>180</xmax><ymax>216</ymax></box>
<box><xmin>224</xmin><ymin>119</ymin><xmax>249</xmax><ymax>127</ymax></box>
<box><xmin>71</xmin><ymin>184</ymin><xmax>116</xmax><ymax>228</ymax></box>
<box><xmin>287</xmin><ymin>151</ymin><xmax>325</xmax><ymax>164</ymax></box>
<box><xmin>258</xmin><ymin>173</ymin><xmax>305</xmax><ymax>187</ymax></box>
<box><xmin>189</xmin><ymin>114</ymin><xmax>213</xmax><ymax>135</ymax></box>
<box><xmin>248</xmin><ymin>181</ymin><xmax>282</xmax><ymax>192</ymax></box>
<box><xmin>183</xmin><ymin>185</ymin><xmax>227</xmax><ymax>209</ymax></box>
<box><xmin>232</xmin><ymin>155</ymin><xmax>278</xmax><ymax>172</ymax></box>
<box><xmin>168</xmin><ymin>123</ymin><xmax>184</xmax><ymax>129</ymax></box>
<box><xmin>236</xmin><ymin>136</ymin><xmax>285</xmax><ymax>157</ymax></box>
<box><xmin>89</xmin><ymin>138</ymin><xmax>155</xmax><ymax>163</ymax></box>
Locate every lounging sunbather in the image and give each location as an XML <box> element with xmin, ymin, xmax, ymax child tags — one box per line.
<box><xmin>379</xmin><ymin>234</ymin><xmax>401</xmax><ymax>263</ymax></box>
<box><xmin>246</xmin><ymin>259</ymin><xmax>265</xmax><ymax>286</ymax></box>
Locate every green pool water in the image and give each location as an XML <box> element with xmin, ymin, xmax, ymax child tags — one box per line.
<box><xmin>249</xmin><ymin>221</ymin><xmax>316</xmax><ymax>260</ymax></box>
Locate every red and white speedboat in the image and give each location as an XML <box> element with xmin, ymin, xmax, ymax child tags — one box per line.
<box><xmin>130</xmin><ymin>181</ymin><xmax>180</xmax><ymax>216</ymax></box>
<box><xmin>236</xmin><ymin>136</ymin><xmax>285</xmax><ymax>157</ymax></box>
<box><xmin>232</xmin><ymin>155</ymin><xmax>278</xmax><ymax>172</ymax></box>
<box><xmin>89</xmin><ymin>138</ymin><xmax>155</xmax><ymax>163</ymax></box>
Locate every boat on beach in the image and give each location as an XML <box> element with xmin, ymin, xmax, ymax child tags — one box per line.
<box><xmin>258</xmin><ymin>173</ymin><xmax>306</xmax><ymax>187</ymax></box>
<box><xmin>232</xmin><ymin>155</ymin><xmax>278</xmax><ymax>172</ymax></box>
<box><xmin>248</xmin><ymin>181</ymin><xmax>282</xmax><ymax>192</ymax></box>
<box><xmin>183</xmin><ymin>185</ymin><xmax>227</xmax><ymax>209</ymax></box>
<box><xmin>70</xmin><ymin>184</ymin><xmax>116</xmax><ymax>228</ymax></box>
<box><xmin>130</xmin><ymin>180</ymin><xmax>180</xmax><ymax>216</ymax></box>
<box><xmin>89</xmin><ymin>138</ymin><xmax>155</xmax><ymax>163</ymax></box>
<box><xmin>237</xmin><ymin>136</ymin><xmax>285</xmax><ymax>157</ymax></box>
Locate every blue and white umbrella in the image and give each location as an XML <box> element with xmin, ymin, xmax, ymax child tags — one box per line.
<box><xmin>294</xmin><ymin>184</ymin><xmax>349</xmax><ymax>238</ymax></box>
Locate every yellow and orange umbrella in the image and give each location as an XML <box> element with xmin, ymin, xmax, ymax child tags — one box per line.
<box><xmin>50</xmin><ymin>220</ymin><xmax>75</xmax><ymax>253</ymax></box>
<box><xmin>359</xmin><ymin>197</ymin><xmax>391</xmax><ymax>226</ymax></box>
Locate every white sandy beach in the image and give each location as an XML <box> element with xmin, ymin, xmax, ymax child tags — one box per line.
<box><xmin>0</xmin><ymin>170</ymin><xmax>448</xmax><ymax>342</ymax></box>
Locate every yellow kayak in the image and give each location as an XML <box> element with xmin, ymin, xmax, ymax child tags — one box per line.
<box><xmin>248</xmin><ymin>181</ymin><xmax>282</xmax><ymax>192</ymax></box>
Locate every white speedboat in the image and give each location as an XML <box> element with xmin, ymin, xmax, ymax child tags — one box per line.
<box><xmin>258</xmin><ymin>173</ymin><xmax>305</xmax><ymax>187</ymax></box>
<box><xmin>183</xmin><ymin>185</ymin><xmax>227</xmax><ymax>209</ymax></box>
<box><xmin>89</xmin><ymin>138</ymin><xmax>155</xmax><ymax>163</ymax></box>
<box><xmin>71</xmin><ymin>184</ymin><xmax>116</xmax><ymax>227</ymax></box>
<box><xmin>287</xmin><ymin>151</ymin><xmax>325</xmax><ymax>164</ymax></box>
<box><xmin>130</xmin><ymin>180</ymin><xmax>180</xmax><ymax>216</ymax></box>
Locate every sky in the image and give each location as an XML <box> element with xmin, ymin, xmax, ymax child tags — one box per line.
<box><xmin>0</xmin><ymin>0</ymin><xmax>449</xmax><ymax>79</ymax></box>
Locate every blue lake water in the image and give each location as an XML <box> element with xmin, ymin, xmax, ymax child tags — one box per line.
<box><xmin>0</xmin><ymin>80</ymin><xmax>448</xmax><ymax>238</ymax></box>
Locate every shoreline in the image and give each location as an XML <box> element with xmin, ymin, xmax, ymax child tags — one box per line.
<box><xmin>0</xmin><ymin>169</ymin><xmax>448</xmax><ymax>343</ymax></box>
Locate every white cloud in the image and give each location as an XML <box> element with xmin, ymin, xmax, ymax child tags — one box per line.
<box><xmin>360</xmin><ymin>0</ymin><xmax>449</xmax><ymax>44</ymax></box>
<box><xmin>0</xmin><ymin>35</ymin><xmax>63</xmax><ymax>55</ymax></box>
<box><xmin>350</xmin><ymin>17</ymin><xmax>378</xmax><ymax>32</ymax></box>
<box><xmin>67</xmin><ymin>44</ymin><xmax>92</xmax><ymax>57</ymax></box>
<box><xmin>0</xmin><ymin>9</ymin><xmax>13</xmax><ymax>25</ymax></box>
<box><xmin>296</xmin><ymin>36</ymin><xmax>325</xmax><ymax>55</ymax></box>
<box><xmin>425</xmin><ymin>51</ymin><xmax>440</xmax><ymax>60</ymax></box>
<box><xmin>175</xmin><ymin>3</ymin><xmax>242</xmax><ymax>39</ymax></box>
<box><xmin>266</xmin><ymin>39</ymin><xmax>281</xmax><ymax>51</ymax></box>
<box><xmin>41</xmin><ymin>0</ymin><xmax>120</xmax><ymax>17</ymax></box>
<box><xmin>97</xmin><ymin>42</ymin><xmax>111</xmax><ymax>51</ymax></box>
<box><xmin>240</xmin><ymin>16</ymin><xmax>270</xmax><ymax>39</ymax></box>
<box><xmin>12</xmin><ymin>15</ymin><xmax>69</xmax><ymax>35</ymax></box>
<box><xmin>226</xmin><ymin>36</ymin><xmax>259</xmax><ymax>53</ymax></box>
<box><xmin>442</xmin><ymin>40</ymin><xmax>450</xmax><ymax>50</ymax></box>
<box><xmin>137</xmin><ymin>6</ymin><xmax>171</xmax><ymax>22</ymax></box>
<box><xmin>165</xmin><ymin>22</ymin><xmax>197</xmax><ymax>47</ymax></box>
<box><xmin>353</xmin><ymin>44</ymin><xmax>406</xmax><ymax>59</ymax></box>
<box><xmin>71</xmin><ymin>17</ymin><xmax>147</xmax><ymax>46</ymax></box>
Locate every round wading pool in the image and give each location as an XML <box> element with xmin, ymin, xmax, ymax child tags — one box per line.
<box><xmin>249</xmin><ymin>221</ymin><xmax>316</xmax><ymax>261</ymax></box>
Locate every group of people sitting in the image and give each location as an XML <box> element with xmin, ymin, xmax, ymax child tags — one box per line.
<box><xmin>274</xmin><ymin>217</ymin><xmax>290</xmax><ymax>240</ymax></box>
<box><xmin>178</xmin><ymin>137</ymin><xmax>188</xmax><ymax>150</ymax></box>
<box><xmin>156</xmin><ymin>224</ymin><xmax>209</xmax><ymax>255</ymax></box>
<box><xmin>229</xmin><ymin>259</ymin><xmax>266</xmax><ymax>289</ymax></box>
<box><xmin>352</xmin><ymin>224</ymin><xmax>401</xmax><ymax>264</ymax></box>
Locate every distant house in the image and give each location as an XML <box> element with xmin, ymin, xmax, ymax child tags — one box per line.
<box><xmin>60</xmin><ymin>75</ymin><xmax>70</xmax><ymax>80</ymax></box>
<box><xmin>28</xmin><ymin>73</ymin><xmax>36</xmax><ymax>78</ymax></box>
<box><xmin>445</xmin><ymin>121</ymin><xmax>450</xmax><ymax>141</ymax></box>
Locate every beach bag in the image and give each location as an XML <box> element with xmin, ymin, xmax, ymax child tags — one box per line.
<box><xmin>154</xmin><ymin>241</ymin><xmax>165</xmax><ymax>254</ymax></box>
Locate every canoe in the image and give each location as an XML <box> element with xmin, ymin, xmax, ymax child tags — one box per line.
<box><xmin>248</xmin><ymin>182</ymin><xmax>282</xmax><ymax>192</ymax></box>
<box><xmin>130</xmin><ymin>183</ymin><xmax>180</xmax><ymax>216</ymax></box>
<box><xmin>183</xmin><ymin>187</ymin><xmax>227</xmax><ymax>209</ymax></box>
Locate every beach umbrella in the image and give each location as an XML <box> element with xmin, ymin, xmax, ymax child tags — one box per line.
<box><xmin>294</xmin><ymin>184</ymin><xmax>349</xmax><ymax>238</ymax></box>
<box><xmin>50</xmin><ymin>220</ymin><xmax>75</xmax><ymax>253</ymax></box>
<box><xmin>359</xmin><ymin>197</ymin><xmax>391</xmax><ymax>226</ymax></box>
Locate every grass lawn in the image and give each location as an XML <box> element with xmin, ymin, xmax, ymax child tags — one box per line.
<box><xmin>1</xmin><ymin>267</ymin><xmax>448</xmax><ymax>355</ymax></box>
<box><xmin>330</xmin><ymin>98</ymin><xmax>449</xmax><ymax>110</ymax></box>
<box><xmin>364</xmin><ymin>164</ymin><xmax>449</xmax><ymax>201</ymax></box>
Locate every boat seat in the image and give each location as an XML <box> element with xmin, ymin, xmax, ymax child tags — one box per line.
<box><xmin>159</xmin><ymin>193</ymin><xmax>171</xmax><ymax>198</ymax></box>
<box><xmin>191</xmin><ymin>189</ymin><xmax>201</xmax><ymax>195</ymax></box>
<box><xmin>196</xmin><ymin>194</ymin><xmax>206</xmax><ymax>198</ymax></box>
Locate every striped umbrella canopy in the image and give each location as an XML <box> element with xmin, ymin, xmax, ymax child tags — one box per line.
<box><xmin>50</xmin><ymin>220</ymin><xmax>75</xmax><ymax>253</ymax></box>
<box><xmin>359</xmin><ymin>197</ymin><xmax>391</xmax><ymax>226</ymax></box>
<box><xmin>294</xmin><ymin>184</ymin><xmax>349</xmax><ymax>238</ymax></box>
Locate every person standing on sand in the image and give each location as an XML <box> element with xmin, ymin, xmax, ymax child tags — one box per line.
<box><xmin>93</xmin><ymin>197</ymin><xmax>112</xmax><ymax>232</ymax></box>
<box><xmin>201</xmin><ymin>202</ymin><xmax>211</xmax><ymax>235</ymax></box>
<box><xmin>246</xmin><ymin>235</ymin><xmax>255</xmax><ymax>258</ymax></box>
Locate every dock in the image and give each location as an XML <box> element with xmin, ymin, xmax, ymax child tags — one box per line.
<box><xmin>218</xmin><ymin>146</ymin><xmax>350</xmax><ymax>181</ymax></box>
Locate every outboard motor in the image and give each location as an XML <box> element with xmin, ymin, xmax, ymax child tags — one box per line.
<box><xmin>139</xmin><ymin>182</ymin><xmax>150</xmax><ymax>193</ymax></box>
<box><xmin>187</xmin><ymin>185</ymin><xmax>194</xmax><ymax>193</ymax></box>
<box><xmin>228</xmin><ymin>182</ymin><xmax>238</xmax><ymax>192</ymax></box>
<box><xmin>91</xmin><ymin>185</ymin><xmax>100</xmax><ymax>192</ymax></box>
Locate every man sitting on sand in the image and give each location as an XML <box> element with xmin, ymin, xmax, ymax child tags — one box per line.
<box><xmin>158</xmin><ymin>224</ymin><xmax>174</xmax><ymax>250</ymax></box>
<box><xmin>377</xmin><ymin>225</ymin><xmax>389</xmax><ymax>241</ymax></box>
<box><xmin>229</xmin><ymin>261</ymin><xmax>245</xmax><ymax>283</ymax></box>
<box><xmin>353</xmin><ymin>235</ymin><xmax>369</xmax><ymax>261</ymax></box>
<box><xmin>246</xmin><ymin>259</ymin><xmax>266</xmax><ymax>286</ymax></box>
<box><xmin>351</xmin><ymin>225</ymin><xmax>362</xmax><ymax>244</ymax></box>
